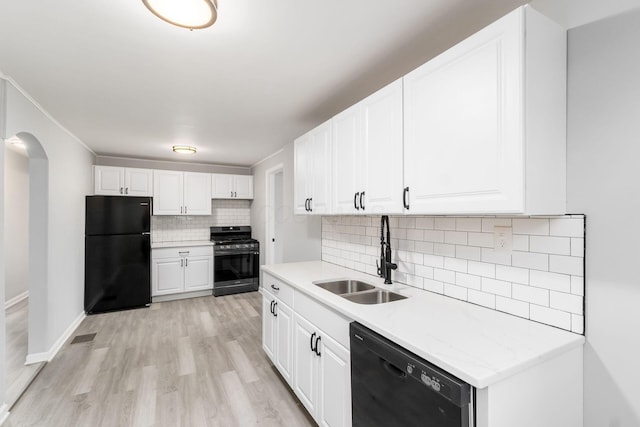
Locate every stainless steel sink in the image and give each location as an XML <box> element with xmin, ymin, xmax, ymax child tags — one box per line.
<box><xmin>313</xmin><ymin>279</ymin><xmax>407</xmax><ymax>304</ymax></box>
<box><xmin>313</xmin><ymin>279</ymin><xmax>375</xmax><ymax>295</ymax></box>
<box><xmin>341</xmin><ymin>290</ymin><xmax>407</xmax><ymax>305</ymax></box>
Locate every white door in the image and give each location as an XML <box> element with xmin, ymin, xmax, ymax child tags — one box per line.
<box><xmin>184</xmin><ymin>172</ymin><xmax>212</xmax><ymax>215</ymax></box>
<box><xmin>294</xmin><ymin>135</ymin><xmax>312</xmax><ymax>215</ymax></box>
<box><xmin>293</xmin><ymin>314</ymin><xmax>319</xmax><ymax>416</ymax></box>
<box><xmin>275</xmin><ymin>302</ymin><xmax>294</xmax><ymax>385</ymax></box>
<box><xmin>153</xmin><ymin>170</ymin><xmax>183</xmax><ymax>215</ymax></box>
<box><xmin>309</xmin><ymin>122</ymin><xmax>332</xmax><ymax>215</ymax></box>
<box><xmin>211</xmin><ymin>173</ymin><xmax>233</xmax><ymax>199</ymax></box>
<box><xmin>234</xmin><ymin>175</ymin><xmax>254</xmax><ymax>199</ymax></box>
<box><xmin>152</xmin><ymin>257</ymin><xmax>183</xmax><ymax>296</ymax></box>
<box><xmin>332</xmin><ymin>104</ymin><xmax>362</xmax><ymax>215</ymax></box>
<box><xmin>183</xmin><ymin>256</ymin><xmax>213</xmax><ymax>291</ymax></box>
<box><xmin>94</xmin><ymin>166</ymin><xmax>124</xmax><ymax>195</ymax></box>
<box><xmin>262</xmin><ymin>292</ymin><xmax>277</xmax><ymax>362</ymax></box>
<box><xmin>362</xmin><ymin>79</ymin><xmax>404</xmax><ymax>214</ymax></box>
<box><xmin>403</xmin><ymin>10</ymin><xmax>523</xmax><ymax>214</ymax></box>
<box><xmin>125</xmin><ymin>168</ymin><xmax>153</xmax><ymax>197</ymax></box>
<box><xmin>317</xmin><ymin>334</ymin><xmax>351</xmax><ymax>427</ymax></box>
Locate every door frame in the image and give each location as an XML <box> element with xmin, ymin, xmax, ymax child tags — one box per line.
<box><xmin>265</xmin><ymin>163</ymin><xmax>284</xmax><ymax>265</ymax></box>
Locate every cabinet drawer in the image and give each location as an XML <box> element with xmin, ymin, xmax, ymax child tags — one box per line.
<box><xmin>295</xmin><ymin>291</ymin><xmax>351</xmax><ymax>349</ymax></box>
<box><xmin>263</xmin><ymin>273</ymin><xmax>294</xmax><ymax>307</ymax></box>
<box><xmin>152</xmin><ymin>245</ymin><xmax>213</xmax><ymax>259</ymax></box>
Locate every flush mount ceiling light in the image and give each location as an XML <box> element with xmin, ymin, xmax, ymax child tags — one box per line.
<box><xmin>142</xmin><ymin>0</ymin><xmax>217</xmax><ymax>30</ymax></box>
<box><xmin>172</xmin><ymin>145</ymin><xmax>197</xmax><ymax>154</ymax></box>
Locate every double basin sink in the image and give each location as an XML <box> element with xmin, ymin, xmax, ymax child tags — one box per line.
<box><xmin>313</xmin><ymin>279</ymin><xmax>407</xmax><ymax>305</ymax></box>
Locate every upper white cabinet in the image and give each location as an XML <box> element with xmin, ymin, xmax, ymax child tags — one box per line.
<box><xmin>332</xmin><ymin>79</ymin><xmax>404</xmax><ymax>214</ymax></box>
<box><xmin>294</xmin><ymin>122</ymin><xmax>332</xmax><ymax>215</ymax></box>
<box><xmin>403</xmin><ymin>6</ymin><xmax>566</xmax><ymax>214</ymax></box>
<box><xmin>94</xmin><ymin>166</ymin><xmax>153</xmax><ymax>197</ymax></box>
<box><xmin>153</xmin><ymin>170</ymin><xmax>212</xmax><ymax>215</ymax></box>
<box><xmin>211</xmin><ymin>174</ymin><xmax>254</xmax><ymax>199</ymax></box>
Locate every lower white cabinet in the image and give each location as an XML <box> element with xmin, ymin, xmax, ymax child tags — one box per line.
<box><xmin>262</xmin><ymin>273</ymin><xmax>351</xmax><ymax>427</ymax></box>
<box><xmin>152</xmin><ymin>246</ymin><xmax>213</xmax><ymax>296</ymax></box>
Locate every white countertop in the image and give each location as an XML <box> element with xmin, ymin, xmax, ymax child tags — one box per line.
<box><xmin>151</xmin><ymin>240</ymin><xmax>214</xmax><ymax>249</ymax></box>
<box><xmin>261</xmin><ymin>260</ymin><xmax>584</xmax><ymax>389</ymax></box>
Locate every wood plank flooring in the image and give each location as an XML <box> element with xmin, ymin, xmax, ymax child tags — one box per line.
<box><xmin>5</xmin><ymin>298</ymin><xmax>45</xmax><ymax>409</ymax></box>
<box><xmin>5</xmin><ymin>292</ymin><xmax>315</xmax><ymax>427</ymax></box>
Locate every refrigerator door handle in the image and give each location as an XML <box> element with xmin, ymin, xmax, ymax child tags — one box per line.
<box><xmin>142</xmin><ymin>232</ymin><xmax>150</xmax><ymax>236</ymax></box>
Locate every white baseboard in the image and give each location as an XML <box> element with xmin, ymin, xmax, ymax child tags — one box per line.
<box><xmin>25</xmin><ymin>311</ymin><xmax>86</xmax><ymax>365</ymax></box>
<box><xmin>152</xmin><ymin>289</ymin><xmax>212</xmax><ymax>303</ymax></box>
<box><xmin>0</xmin><ymin>403</ymin><xmax>10</xmax><ymax>425</ymax></box>
<box><xmin>5</xmin><ymin>291</ymin><xmax>28</xmax><ymax>309</ymax></box>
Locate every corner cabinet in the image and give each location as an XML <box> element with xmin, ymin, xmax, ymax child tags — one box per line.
<box><xmin>153</xmin><ymin>170</ymin><xmax>212</xmax><ymax>215</ymax></box>
<box><xmin>151</xmin><ymin>246</ymin><xmax>213</xmax><ymax>297</ymax></box>
<box><xmin>262</xmin><ymin>273</ymin><xmax>352</xmax><ymax>427</ymax></box>
<box><xmin>294</xmin><ymin>122</ymin><xmax>332</xmax><ymax>215</ymax></box>
<box><xmin>403</xmin><ymin>6</ymin><xmax>566</xmax><ymax>214</ymax></box>
<box><xmin>94</xmin><ymin>166</ymin><xmax>153</xmax><ymax>197</ymax></box>
<box><xmin>211</xmin><ymin>174</ymin><xmax>254</xmax><ymax>199</ymax></box>
<box><xmin>332</xmin><ymin>79</ymin><xmax>404</xmax><ymax>215</ymax></box>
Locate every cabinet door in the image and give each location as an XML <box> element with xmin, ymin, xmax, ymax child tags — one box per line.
<box><xmin>211</xmin><ymin>173</ymin><xmax>234</xmax><ymax>199</ymax></box>
<box><xmin>275</xmin><ymin>302</ymin><xmax>294</xmax><ymax>385</ymax></box>
<box><xmin>317</xmin><ymin>334</ymin><xmax>351</xmax><ymax>427</ymax></box>
<box><xmin>309</xmin><ymin>122</ymin><xmax>332</xmax><ymax>215</ymax></box>
<box><xmin>183</xmin><ymin>255</ymin><xmax>213</xmax><ymax>291</ymax></box>
<box><xmin>293</xmin><ymin>314</ymin><xmax>319</xmax><ymax>416</ymax></box>
<box><xmin>262</xmin><ymin>292</ymin><xmax>277</xmax><ymax>362</ymax></box>
<box><xmin>294</xmin><ymin>134</ymin><xmax>312</xmax><ymax>215</ymax></box>
<box><xmin>125</xmin><ymin>168</ymin><xmax>153</xmax><ymax>197</ymax></box>
<box><xmin>152</xmin><ymin>257</ymin><xmax>183</xmax><ymax>296</ymax></box>
<box><xmin>362</xmin><ymin>79</ymin><xmax>404</xmax><ymax>214</ymax></box>
<box><xmin>153</xmin><ymin>170</ymin><xmax>184</xmax><ymax>215</ymax></box>
<box><xmin>234</xmin><ymin>175</ymin><xmax>254</xmax><ymax>199</ymax></box>
<box><xmin>94</xmin><ymin>166</ymin><xmax>124</xmax><ymax>195</ymax></box>
<box><xmin>403</xmin><ymin>10</ymin><xmax>523</xmax><ymax>214</ymax></box>
<box><xmin>332</xmin><ymin>104</ymin><xmax>362</xmax><ymax>215</ymax></box>
<box><xmin>184</xmin><ymin>172</ymin><xmax>212</xmax><ymax>215</ymax></box>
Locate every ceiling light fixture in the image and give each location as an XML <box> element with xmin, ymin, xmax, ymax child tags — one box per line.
<box><xmin>142</xmin><ymin>0</ymin><xmax>217</xmax><ymax>30</ymax></box>
<box><xmin>172</xmin><ymin>145</ymin><xmax>197</xmax><ymax>154</ymax></box>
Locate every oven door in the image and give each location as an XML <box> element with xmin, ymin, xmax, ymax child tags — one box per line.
<box><xmin>213</xmin><ymin>248</ymin><xmax>260</xmax><ymax>296</ymax></box>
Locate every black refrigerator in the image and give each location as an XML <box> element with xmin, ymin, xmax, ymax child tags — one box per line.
<box><xmin>85</xmin><ymin>196</ymin><xmax>152</xmax><ymax>314</ymax></box>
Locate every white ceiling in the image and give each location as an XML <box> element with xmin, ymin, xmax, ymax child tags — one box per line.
<box><xmin>1</xmin><ymin>0</ymin><xmax>638</xmax><ymax>167</ymax></box>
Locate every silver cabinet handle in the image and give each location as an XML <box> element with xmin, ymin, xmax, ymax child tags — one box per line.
<box><xmin>125</xmin><ymin>187</ymin><xmax>129</xmax><ymax>195</ymax></box>
<box><xmin>180</xmin><ymin>206</ymin><xmax>183</xmax><ymax>214</ymax></box>
<box><xmin>185</xmin><ymin>259</ymin><xmax>188</xmax><ymax>267</ymax></box>
<box><xmin>185</xmin><ymin>206</ymin><xmax>187</xmax><ymax>214</ymax></box>
<box><xmin>120</xmin><ymin>187</ymin><xmax>123</xmax><ymax>194</ymax></box>
<box><xmin>230</xmin><ymin>191</ymin><xmax>233</xmax><ymax>197</ymax></box>
<box><xmin>181</xmin><ymin>259</ymin><xmax>184</xmax><ymax>267</ymax></box>
<box><xmin>178</xmin><ymin>251</ymin><xmax>190</xmax><ymax>255</ymax></box>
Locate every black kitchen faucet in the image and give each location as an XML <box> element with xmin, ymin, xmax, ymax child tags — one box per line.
<box><xmin>376</xmin><ymin>215</ymin><xmax>397</xmax><ymax>284</ymax></box>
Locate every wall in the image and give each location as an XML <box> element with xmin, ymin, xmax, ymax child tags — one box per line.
<box><xmin>95</xmin><ymin>155</ymin><xmax>251</xmax><ymax>175</ymax></box>
<box><xmin>3</xmin><ymin>148</ymin><xmax>29</xmax><ymax>302</ymax></box>
<box><xmin>2</xmin><ymin>79</ymin><xmax>95</xmax><ymax>360</ymax></box>
<box><xmin>251</xmin><ymin>143</ymin><xmax>321</xmax><ymax>266</ymax></box>
<box><xmin>152</xmin><ymin>199</ymin><xmax>250</xmax><ymax>242</ymax></box>
<box><xmin>323</xmin><ymin>215</ymin><xmax>585</xmax><ymax>334</ymax></box>
<box><xmin>0</xmin><ymin>79</ymin><xmax>8</xmax><ymax>419</ymax></box>
<box><xmin>567</xmin><ymin>9</ymin><xmax>640</xmax><ymax>426</ymax></box>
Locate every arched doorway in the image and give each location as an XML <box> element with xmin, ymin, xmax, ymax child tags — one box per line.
<box><xmin>3</xmin><ymin>132</ymin><xmax>48</xmax><ymax>407</ymax></box>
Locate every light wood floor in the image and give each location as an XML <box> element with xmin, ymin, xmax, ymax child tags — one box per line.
<box><xmin>5</xmin><ymin>292</ymin><xmax>315</xmax><ymax>427</ymax></box>
<box><xmin>5</xmin><ymin>298</ymin><xmax>45</xmax><ymax>409</ymax></box>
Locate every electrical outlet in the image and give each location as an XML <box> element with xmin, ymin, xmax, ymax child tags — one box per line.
<box><xmin>494</xmin><ymin>226</ymin><xmax>513</xmax><ymax>253</ymax></box>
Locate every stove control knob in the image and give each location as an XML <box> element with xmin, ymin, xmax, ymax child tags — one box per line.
<box><xmin>406</xmin><ymin>365</ymin><xmax>413</xmax><ymax>374</ymax></box>
<box><xmin>421</xmin><ymin>373</ymin><xmax>432</xmax><ymax>387</ymax></box>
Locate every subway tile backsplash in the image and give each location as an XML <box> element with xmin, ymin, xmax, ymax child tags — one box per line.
<box><xmin>322</xmin><ymin>215</ymin><xmax>585</xmax><ymax>334</ymax></box>
<box><xmin>151</xmin><ymin>199</ymin><xmax>251</xmax><ymax>242</ymax></box>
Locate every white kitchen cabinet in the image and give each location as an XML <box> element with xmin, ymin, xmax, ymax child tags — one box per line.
<box><xmin>294</xmin><ymin>122</ymin><xmax>332</xmax><ymax>215</ymax></box>
<box><xmin>152</xmin><ymin>246</ymin><xmax>213</xmax><ymax>296</ymax></box>
<box><xmin>94</xmin><ymin>166</ymin><xmax>153</xmax><ymax>196</ymax></box>
<box><xmin>153</xmin><ymin>170</ymin><xmax>212</xmax><ymax>215</ymax></box>
<box><xmin>293</xmin><ymin>311</ymin><xmax>351</xmax><ymax>427</ymax></box>
<box><xmin>403</xmin><ymin>6</ymin><xmax>566</xmax><ymax>214</ymax></box>
<box><xmin>332</xmin><ymin>79</ymin><xmax>404</xmax><ymax>214</ymax></box>
<box><xmin>211</xmin><ymin>174</ymin><xmax>254</xmax><ymax>199</ymax></box>
<box><xmin>262</xmin><ymin>275</ymin><xmax>294</xmax><ymax>385</ymax></box>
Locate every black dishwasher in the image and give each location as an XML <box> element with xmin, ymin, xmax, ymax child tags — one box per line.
<box><xmin>350</xmin><ymin>322</ymin><xmax>474</xmax><ymax>427</ymax></box>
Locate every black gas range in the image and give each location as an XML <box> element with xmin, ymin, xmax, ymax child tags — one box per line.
<box><xmin>210</xmin><ymin>226</ymin><xmax>260</xmax><ymax>296</ymax></box>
